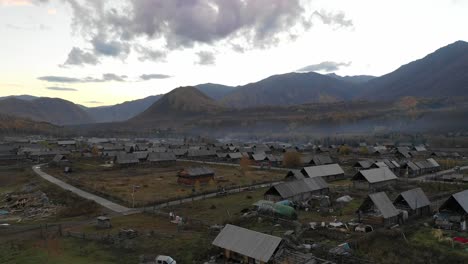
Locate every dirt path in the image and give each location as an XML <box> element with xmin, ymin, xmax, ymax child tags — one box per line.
<box><xmin>32</xmin><ymin>165</ymin><xmax>137</xmax><ymax>215</ymax></box>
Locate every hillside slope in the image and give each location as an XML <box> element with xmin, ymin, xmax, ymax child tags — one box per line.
<box><xmin>361</xmin><ymin>40</ymin><xmax>468</xmax><ymax>99</ymax></box>
<box><xmin>220</xmin><ymin>72</ymin><xmax>359</xmax><ymax>108</ymax></box>
<box><xmin>0</xmin><ymin>97</ymin><xmax>94</xmax><ymax>125</ymax></box>
<box><xmin>87</xmin><ymin>95</ymin><xmax>162</xmax><ymax>123</ymax></box>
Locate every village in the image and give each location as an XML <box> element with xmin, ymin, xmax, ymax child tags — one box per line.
<box><xmin>0</xmin><ymin>135</ymin><xmax>467</xmax><ymax>263</ymax></box>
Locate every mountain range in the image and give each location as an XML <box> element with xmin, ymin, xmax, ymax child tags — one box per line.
<box><xmin>0</xmin><ymin>40</ymin><xmax>467</xmax><ymax>128</ymax></box>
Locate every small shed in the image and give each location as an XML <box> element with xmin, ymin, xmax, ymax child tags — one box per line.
<box><xmin>393</xmin><ymin>188</ymin><xmax>431</xmax><ymax>217</ymax></box>
<box><xmin>357</xmin><ymin>192</ymin><xmax>399</xmax><ymax>227</ymax></box>
<box><xmin>212</xmin><ymin>224</ymin><xmax>283</xmax><ymax>263</ymax></box>
<box><xmin>352</xmin><ymin>167</ymin><xmax>397</xmax><ymax>190</ymax></box>
<box><xmin>177</xmin><ymin>167</ymin><xmax>215</xmax><ymax>186</ymax></box>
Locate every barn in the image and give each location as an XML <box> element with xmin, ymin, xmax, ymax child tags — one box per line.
<box><xmin>393</xmin><ymin>188</ymin><xmax>431</xmax><ymax>217</ymax></box>
<box><xmin>264</xmin><ymin>177</ymin><xmax>329</xmax><ymax>202</ymax></box>
<box><xmin>177</xmin><ymin>167</ymin><xmax>215</xmax><ymax>186</ymax></box>
<box><xmin>352</xmin><ymin>167</ymin><xmax>397</xmax><ymax>190</ymax></box>
<box><xmin>357</xmin><ymin>192</ymin><xmax>400</xmax><ymax>227</ymax></box>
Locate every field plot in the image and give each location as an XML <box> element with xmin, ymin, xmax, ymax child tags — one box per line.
<box><xmin>45</xmin><ymin>160</ymin><xmax>285</xmax><ymax>207</ymax></box>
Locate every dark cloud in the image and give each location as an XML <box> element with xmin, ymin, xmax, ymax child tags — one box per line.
<box><xmin>61</xmin><ymin>0</ymin><xmax>319</xmax><ymax>60</ymax></box>
<box><xmin>38</xmin><ymin>73</ymin><xmax>128</xmax><ymax>83</ymax></box>
<box><xmin>196</xmin><ymin>51</ymin><xmax>216</xmax><ymax>65</ymax></box>
<box><xmin>140</xmin><ymin>74</ymin><xmax>171</xmax><ymax>81</ymax></box>
<box><xmin>91</xmin><ymin>34</ymin><xmax>130</xmax><ymax>57</ymax></box>
<box><xmin>46</xmin><ymin>87</ymin><xmax>77</xmax><ymax>91</ymax></box>
<box><xmin>313</xmin><ymin>10</ymin><xmax>353</xmax><ymax>28</ymax></box>
<box><xmin>297</xmin><ymin>61</ymin><xmax>352</xmax><ymax>73</ymax></box>
<box><xmin>63</xmin><ymin>47</ymin><xmax>100</xmax><ymax>66</ymax></box>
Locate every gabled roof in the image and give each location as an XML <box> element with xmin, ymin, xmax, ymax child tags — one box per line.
<box><xmin>252</xmin><ymin>153</ymin><xmax>267</xmax><ymax>161</ymax></box>
<box><xmin>212</xmin><ymin>224</ymin><xmax>282</xmax><ymax>262</ymax></box>
<box><xmin>270</xmin><ymin>177</ymin><xmax>328</xmax><ymax>198</ymax></box>
<box><xmin>353</xmin><ymin>167</ymin><xmax>397</xmax><ymax>183</ymax></box>
<box><xmin>452</xmin><ymin>190</ymin><xmax>468</xmax><ymax>213</ymax></box>
<box><xmin>427</xmin><ymin>158</ymin><xmax>440</xmax><ymax>168</ymax></box>
<box><xmin>406</xmin><ymin>161</ymin><xmax>420</xmax><ymax>171</ymax></box>
<box><xmin>115</xmin><ymin>153</ymin><xmax>139</xmax><ymax>164</ymax></box>
<box><xmin>148</xmin><ymin>152</ymin><xmax>176</xmax><ymax>162</ymax></box>
<box><xmin>396</xmin><ymin>188</ymin><xmax>430</xmax><ymax>210</ymax></box>
<box><xmin>285</xmin><ymin>170</ymin><xmax>306</xmax><ymax>180</ymax></box>
<box><xmin>355</xmin><ymin>160</ymin><xmax>374</xmax><ymax>169</ymax></box>
<box><xmin>227</xmin><ymin>152</ymin><xmax>243</xmax><ymax>159</ymax></box>
<box><xmin>367</xmin><ymin>192</ymin><xmax>399</xmax><ymax>218</ymax></box>
<box><xmin>301</xmin><ymin>164</ymin><xmax>344</xmax><ymax>178</ymax></box>
<box><xmin>312</xmin><ymin>155</ymin><xmax>333</xmax><ymax>165</ymax></box>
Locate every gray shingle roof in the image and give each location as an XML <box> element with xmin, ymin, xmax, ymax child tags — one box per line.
<box><xmin>271</xmin><ymin>177</ymin><xmax>328</xmax><ymax>198</ymax></box>
<box><xmin>302</xmin><ymin>164</ymin><xmax>344</xmax><ymax>178</ymax></box>
<box><xmin>368</xmin><ymin>192</ymin><xmax>399</xmax><ymax>218</ymax></box>
<box><xmin>354</xmin><ymin>167</ymin><xmax>397</xmax><ymax>183</ymax></box>
<box><xmin>212</xmin><ymin>224</ymin><xmax>282</xmax><ymax>262</ymax></box>
<box><xmin>397</xmin><ymin>188</ymin><xmax>430</xmax><ymax>210</ymax></box>
<box><xmin>148</xmin><ymin>152</ymin><xmax>176</xmax><ymax>162</ymax></box>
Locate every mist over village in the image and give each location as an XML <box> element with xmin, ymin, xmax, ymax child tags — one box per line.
<box><xmin>1</xmin><ymin>0</ymin><xmax>468</xmax><ymax>263</ymax></box>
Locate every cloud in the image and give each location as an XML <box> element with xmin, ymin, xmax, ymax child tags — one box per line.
<box><xmin>38</xmin><ymin>76</ymin><xmax>82</xmax><ymax>83</ymax></box>
<box><xmin>134</xmin><ymin>45</ymin><xmax>167</xmax><ymax>62</ymax></box>
<box><xmin>38</xmin><ymin>73</ymin><xmax>128</xmax><ymax>83</ymax></box>
<box><xmin>91</xmin><ymin>34</ymin><xmax>130</xmax><ymax>57</ymax></box>
<box><xmin>84</xmin><ymin>101</ymin><xmax>103</xmax><ymax>104</ymax></box>
<box><xmin>103</xmin><ymin>73</ymin><xmax>127</xmax><ymax>82</ymax></box>
<box><xmin>63</xmin><ymin>47</ymin><xmax>100</xmax><ymax>66</ymax></box>
<box><xmin>313</xmin><ymin>10</ymin><xmax>353</xmax><ymax>28</ymax></box>
<box><xmin>196</xmin><ymin>51</ymin><xmax>216</xmax><ymax>65</ymax></box>
<box><xmin>140</xmin><ymin>74</ymin><xmax>171</xmax><ymax>81</ymax></box>
<box><xmin>297</xmin><ymin>61</ymin><xmax>352</xmax><ymax>73</ymax></box>
<box><xmin>46</xmin><ymin>86</ymin><xmax>78</xmax><ymax>91</ymax></box>
<box><xmin>60</xmin><ymin>0</ymin><xmax>320</xmax><ymax>60</ymax></box>
<box><xmin>0</xmin><ymin>0</ymin><xmax>47</xmax><ymax>6</ymax></box>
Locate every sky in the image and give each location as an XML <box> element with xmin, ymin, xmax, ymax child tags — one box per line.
<box><xmin>0</xmin><ymin>0</ymin><xmax>467</xmax><ymax>107</ymax></box>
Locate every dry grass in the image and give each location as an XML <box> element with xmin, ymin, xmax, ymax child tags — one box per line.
<box><xmin>45</xmin><ymin>161</ymin><xmax>284</xmax><ymax>206</ymax></box>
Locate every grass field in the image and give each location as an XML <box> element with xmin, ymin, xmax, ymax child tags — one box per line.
<box><xmin>45</xmin><ymin>160</ymin><xmax>285</xmax><ymax>206</ymax></box>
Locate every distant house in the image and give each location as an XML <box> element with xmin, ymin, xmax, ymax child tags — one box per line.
<box><xmin>264</xmin><ymin>177</ymin><xmax>329</xmax><ymax>202</ymax></box>
<box><xmin>148</xmin><ymin>152</ymin><xmax>176</xmax><ymax>166</ymax></box>
<box><xmin>177</xmin><ymin>167</ymin><xmax>214</xmax><ymax>186</ymax></box>
<box><xmin>50</xmin><ymin>154</ymin><xmax>70</xmax><ymax>167</ymax></box>
<box><xmin>357</xmin><ymin>192</ymin><xmax>400</xmax><ymax>227</ymax></box>
<box><xmin>187</xmin><ymin>149</ymin><xmax>216</xmax><ymax>159</ymax></box>
<box><xmin>352</xmin><ymin>167</ymin><xmax>397</xmax><ymax>190</ymax></box>
<box><xmin>212</xmin><ymin>224</ymin><xmax>283</xmax><ymax>264</ymax></box>
<box><xmin>311</xmin><ymin>154</ymin><xmax>333</xmax><ymax>166</ymax></box>
<box><xmin>401</xmin><ymin>161</ymin><xmax>421</xmax><ymax>177</ymax></box>
<box><xmin>393</xmin><ymin>188</ymin><xmax>431</xmax><ymax>217</ymax></box>
<box><xmin>133</xmin><ymin>151</ymin><xmax>149</xmax><ymax>162</ymax></box>
<box><xmin>301</xmin><ymin>164</ymin><xmax>345</xmax><ymax>181</ymax></box>
<box><xmin>114</xmin><ymin>153</ymin><xmax>139</xmax><ymax>167</ymax></box>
